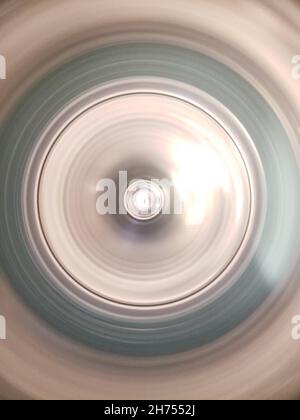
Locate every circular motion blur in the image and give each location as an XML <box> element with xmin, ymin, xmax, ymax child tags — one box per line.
<box><xmin>0</xmin><ymin>0</ymin><xmax>300</xmax><ymax>400</ymax></box>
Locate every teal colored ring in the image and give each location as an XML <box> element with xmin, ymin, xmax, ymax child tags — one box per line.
<box><xmin>0</xmin><ymin>44</ymin><xmax>299</xmax><ymax>356</ymax></box>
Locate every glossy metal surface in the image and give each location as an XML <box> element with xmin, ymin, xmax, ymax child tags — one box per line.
<box><xmin>38</xmin><ymin>89</ymin><xmax>254</xmax><ymax>306</ymax></box>
<box><xmin>0</xmin><ymin>0</ymin><xmax>300</xmax><ymax>400</ymax></box>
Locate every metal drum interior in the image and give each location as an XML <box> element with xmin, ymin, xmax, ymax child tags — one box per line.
<box><xmin>0</xmin><ymin>0</ymin><xmax>300</xmax><ymax>400</ymax></box>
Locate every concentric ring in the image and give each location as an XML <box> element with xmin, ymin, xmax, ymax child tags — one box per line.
<box><xmin>36</xmin><ymin>87</ymin><xmax>256</xmax><ymax>307</ymax></box>
<box><xmin>1</xmin><ymin>42</ymin><xmax>296</xmax><ymax>357</ymax></box>
<box><xmin>123</xmin><ymin>179</ymin><xmax>165</xmax><ymax>221</ymax></box>
<box><xmin>1</xmin><ymin>0</ymin><xmax>300</xmax><ymax>400</ymax></box>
